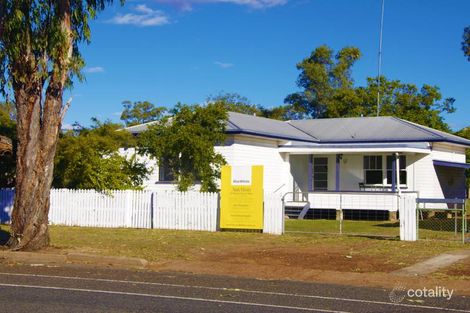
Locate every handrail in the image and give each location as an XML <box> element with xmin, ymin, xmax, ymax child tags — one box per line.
<box><xmin>273</xmin><ymin>184</ymin><xmax>286</xmax><ymax>194</ymax></box>
<box><xmin>416</xmin><ymin>198</ymin><xmax>465</xmax><ymax>204</ymax></box>
<box><xmin>281</xmin><ymin>191</ymin><xmax>310</xmax><ymax>202</ymax></box>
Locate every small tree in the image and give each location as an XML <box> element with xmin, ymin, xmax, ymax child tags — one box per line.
<box><xmin>138</xmin><ymin>103</ymin><xmax>228</xmax><ymax>192</ymax></box>
<box><xmin>120</xmin><ymin>100</ymin><xmax>166</xmax><ymax>127</ymax></box>
<box><xmin>53</xmin><ymin>119</ymin><xmax>149</xmax><ymax>190</ymax></box>
<box><xmin>0</xmin><ymin>0</ymin><xmax>121</xmax><ymax>250</ymax></box>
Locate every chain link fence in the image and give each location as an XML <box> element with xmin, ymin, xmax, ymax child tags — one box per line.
<box><xmin>416</xmin><ymin>198</ymin><xmax>468</xmax><ymax>243</ymax></box>
<box><xmin>283</xmin><ymin>192</ymin><xmax>402</xmax><ymax>238</ymax></box>
<box><xmin>284</xmin><ymin>208</ymin><xmax>400</xmax><ymax>238</ymax></box>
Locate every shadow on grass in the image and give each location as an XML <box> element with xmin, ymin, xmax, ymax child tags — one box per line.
<box><xmin>373</xmin><ymin>222</ymin><xmax>400</xmax><ymax>228</ymax></box>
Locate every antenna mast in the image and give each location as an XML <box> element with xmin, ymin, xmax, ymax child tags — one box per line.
<box><xmin>377</xmin><ymin>0</ymin><xmax>385</xmax><ymax>116</ymax></box>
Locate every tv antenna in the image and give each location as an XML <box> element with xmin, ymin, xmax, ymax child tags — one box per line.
<box><xmin>376</xmin><ymin>0</ymin><xmax>385</xmax><ymax>116</ymax></box>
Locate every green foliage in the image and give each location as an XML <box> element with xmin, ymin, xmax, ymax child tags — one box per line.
<box><xmin>0</xmin><ymin>101</ymin><xmax>16</xmax><ymax>186</ymax></box>
<box><xmin>0</xmin><ymin>0</ymin><xmax>122</xmax><ymax>94</ymax></box>
<box><xmin>138</xmin><ymin>103</ymin><xmax>228</xmax><ymax>192</ymax></box>
<box><xmin>53</xmin><ymin>119</ymin><xmax>149</xmax><ymax>190</ymax></box>
<box><xmin>365</xmin><ymin>78</ymin><xmax>455</xmax><ymax>131</ymax></box>
<box><xmin>120</xmin><ymin>100</ymin><xmax>166</xmax><ymax>127</ymax></box>
<box><xmin>456</xmin><ymin>126</ymin><xmax>470</xmax><ymax>187</ymax></box>
<box><xmin>463</xmin><ymin>26</ymin><xmax>470</xmax><ymax>62</ymax></box>
<box><xmin>208</xmin><ymin>92</ymin><xmax>291</xmax><ymax>121</ymax></box>
<box><xmin>285</xmin><ymin>45</ymin><xmax>361</xmax><ymax>118</ymax></box>
<box><xmin>208</xmin><ymin>92</ymin><xmax>263</xmax><ymax>116</ymax></box>
<box><xmin>285</xmin><ymin>45</ymin><xmax>455</xmax><ymax>130</ymax></box>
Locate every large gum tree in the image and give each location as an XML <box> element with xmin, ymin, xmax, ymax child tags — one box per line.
<box><xmin>0</xmin><ymin>0</ymin><xmax>121</xmax><ymax>250</ymax></box>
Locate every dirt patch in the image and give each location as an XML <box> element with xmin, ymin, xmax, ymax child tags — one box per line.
<box><xmin>153</xmin><ymin>259</ymin><xmax>470</xmax><ymax>296</ymax></box>
<box><xmin>200</xmin><ymin>246</ymin><xmax>399</xmax><ymax>273</ymax></box>
<box><xmin>435</xmin><ymin>257</ymin><xmax>470</xmax><ymax>279</ymax></box>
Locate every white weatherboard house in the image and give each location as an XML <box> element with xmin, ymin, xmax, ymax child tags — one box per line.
<box><xmin>124</xmin><ymin>112</ymin><xmax>470</xmax><ymax>216</ymax></box>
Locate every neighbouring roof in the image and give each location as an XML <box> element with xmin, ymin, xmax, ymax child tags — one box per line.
<box><xmin>124</xmin><ymin>112</ymin><xmax>470</xmax><ymax>147</ymax></box>
<box><xmin>124</xmin><ymin>121</ymin><xmax>158</xmax><ymax>134</ymax></box>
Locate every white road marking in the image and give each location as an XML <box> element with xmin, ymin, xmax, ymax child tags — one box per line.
<box><xmin>0</xmin><ymin>272</ymin><xmax>468</xmax><ymax>313</ymax></box>
<box><xmin>0</xmin><ymin>283</ymin><xmax>349</xmax><ymax>313</ymax></box>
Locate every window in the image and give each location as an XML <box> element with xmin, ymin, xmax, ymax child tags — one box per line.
<box><xmin>313</xmin><ymin>157</ymin><xmax>328</xmax><ymax>191</ymax></box>
<box><xmin>386</xmin><ymin>155</ymin><xmax>407</xmax><ymax>185</ymax></box>
<box><xmin>363</xmin><ymin>155</ymin><xmax>383</xmax><ymax>184</ymax></box>
<box><xmin>158</xmin><ymin>160</ymin><xmax>174</xmax><ymax>182</ymax></box>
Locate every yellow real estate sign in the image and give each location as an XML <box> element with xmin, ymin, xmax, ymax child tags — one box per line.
<box><xmin>220</xmin><ymin>165</ymin><xmax>263</xmax><ymax>230</ymax></box>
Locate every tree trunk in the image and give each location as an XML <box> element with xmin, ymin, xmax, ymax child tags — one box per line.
<box><xmin>6</xmin><ymin>0</ymin><xmax>72</xmax><ymax>251</ymax></box>
<box><xmin>7</xmin><ymin>83</ymin><xmax>63</xmax><ymax>251</ymax></box>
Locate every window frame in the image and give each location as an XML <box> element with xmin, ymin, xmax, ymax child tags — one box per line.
<box><xmin>312</xmin><ymin>157</ymin><xmax>328</xmax><ymax>191</ymax></box>
<box><xmin>158</xmin><ymin>160</ymin><xmax>175</xmax><ymax>183</ymax></box>
<box><xmin>386</xmin><ymin>155</ymin><xmax>407</xmax><ymax>186</ymax></box>
<box><xmin>363</xmin><ymin>155</ymin><xmax>384</xmax><ymax>185</ymax></box>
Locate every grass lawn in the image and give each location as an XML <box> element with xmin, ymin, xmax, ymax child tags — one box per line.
<box><xmin>1</xmin><ymin>224</ymin><xmax>466</xmax><ymax>273</ymax></box>
<box><xmin>286</xmin><ymin>217</ymin><xmax>470</xmax><ymax>242</ymax></box>
<box><xmin>285</xmin><ymin>219</ymin><xmax>400</xmax><ymax>237</ymax></box>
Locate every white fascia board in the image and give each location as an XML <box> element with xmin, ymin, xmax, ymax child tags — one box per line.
<box><xmin>278</xmin><ymin>146</ymin><xmax>432</xmax><ymax>155</ymax></box>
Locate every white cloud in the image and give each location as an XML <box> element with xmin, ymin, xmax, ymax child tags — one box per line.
<box><xmin>61</xmin><ymin>123</ymin><xmax>82</xmax><ymax>131</ymax></box>
<box><xmin>84</xmin><ymin>66</ymin><xmax>105</xmax><ymax>74</ymax></box>
<box><xmin>109</xmin><ymin>4</ymin><xmax>170</xmax><ymax>27</ymax></box>
<box><xmin>151</xmin><ymin>0</ymin><xmax>287</xmax><ymax>10</ymax></box>
<box><xmin>214</xmin><ymin>61</ymin><xmax>234</xmax><ymax>69</ymax></box>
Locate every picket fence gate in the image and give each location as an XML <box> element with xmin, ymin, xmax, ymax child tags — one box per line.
<box><xmin>0</xmin><ymin>189</ymin><xmax>284</xmax><ymax>235</ymax></box>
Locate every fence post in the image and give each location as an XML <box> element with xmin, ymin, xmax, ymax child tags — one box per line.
<box><xmin>339</xmin><ymin>193</ymin><xmax>343</xmax><ymax>235</ymax></box>
<box><xmin>399</xmin><ymin>194</ymin><xmax>417</xmax><ymax>241</ymax></box>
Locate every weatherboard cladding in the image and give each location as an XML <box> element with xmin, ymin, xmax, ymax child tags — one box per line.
<box><xmin>124</xmin><ymin>112</ymin><xmax>470</xmax><ymax>146</ymax></box>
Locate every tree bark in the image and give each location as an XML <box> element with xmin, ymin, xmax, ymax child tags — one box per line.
<box><xmin>7</xmin><ymin>81</ymin><xmax>63</xmax><ymax>250</ymax></box>
<box><xmin>7</xmin><ymin>0</ymin><xmax>72</xmax><ymax>251</ymax></box>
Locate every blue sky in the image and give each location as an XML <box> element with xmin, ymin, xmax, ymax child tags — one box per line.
<box><xmin>64</xmin><ymin>0</ymin><xmax>470</xmax><ymax>130</ymax></box>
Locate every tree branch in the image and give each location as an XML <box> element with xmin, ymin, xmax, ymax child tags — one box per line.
<box><xmin>60</xmin><ymin>96</ymin><xmax>72</xmax><ymax>122</ymax></box>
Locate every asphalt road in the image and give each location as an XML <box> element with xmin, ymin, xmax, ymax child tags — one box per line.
<box><xmin>0</xmin><ymin>263</ymin><xmax>468</xmax><ymax>312</ymax></box>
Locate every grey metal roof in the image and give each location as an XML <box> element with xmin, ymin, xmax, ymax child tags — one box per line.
<box><xmin>123</xmin><ymin>112</ymin><xmax>470</xmax><ymax>147</ymax></box>
<box><xmin>226</xmin><ymin>112</ymin><xmax>318</xmax><ymax>142</ymax></box>
<box><xmin>288</xmin><ymin>116</ymin><xmax>470</xmax><ymax>146</ymax></box>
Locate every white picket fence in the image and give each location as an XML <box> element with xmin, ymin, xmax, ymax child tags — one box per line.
<box><xmin>49</xmin><ymin>189</ymin><xmax>153</xmax><ymax>229</ymax></box>
<box><xmin>0</xmin><ymin>189</ymin><xmax>284</xmax><ymax>235</ymax></box>
<box><xmin>264</xmin><ymin>193</ymin><xmax>284</xmax><ymax>235</ymax></box>
<box><xmin>153</xmin><ymin>191</ymin><xmax>218</xmax><ymax>231</ymax></box>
